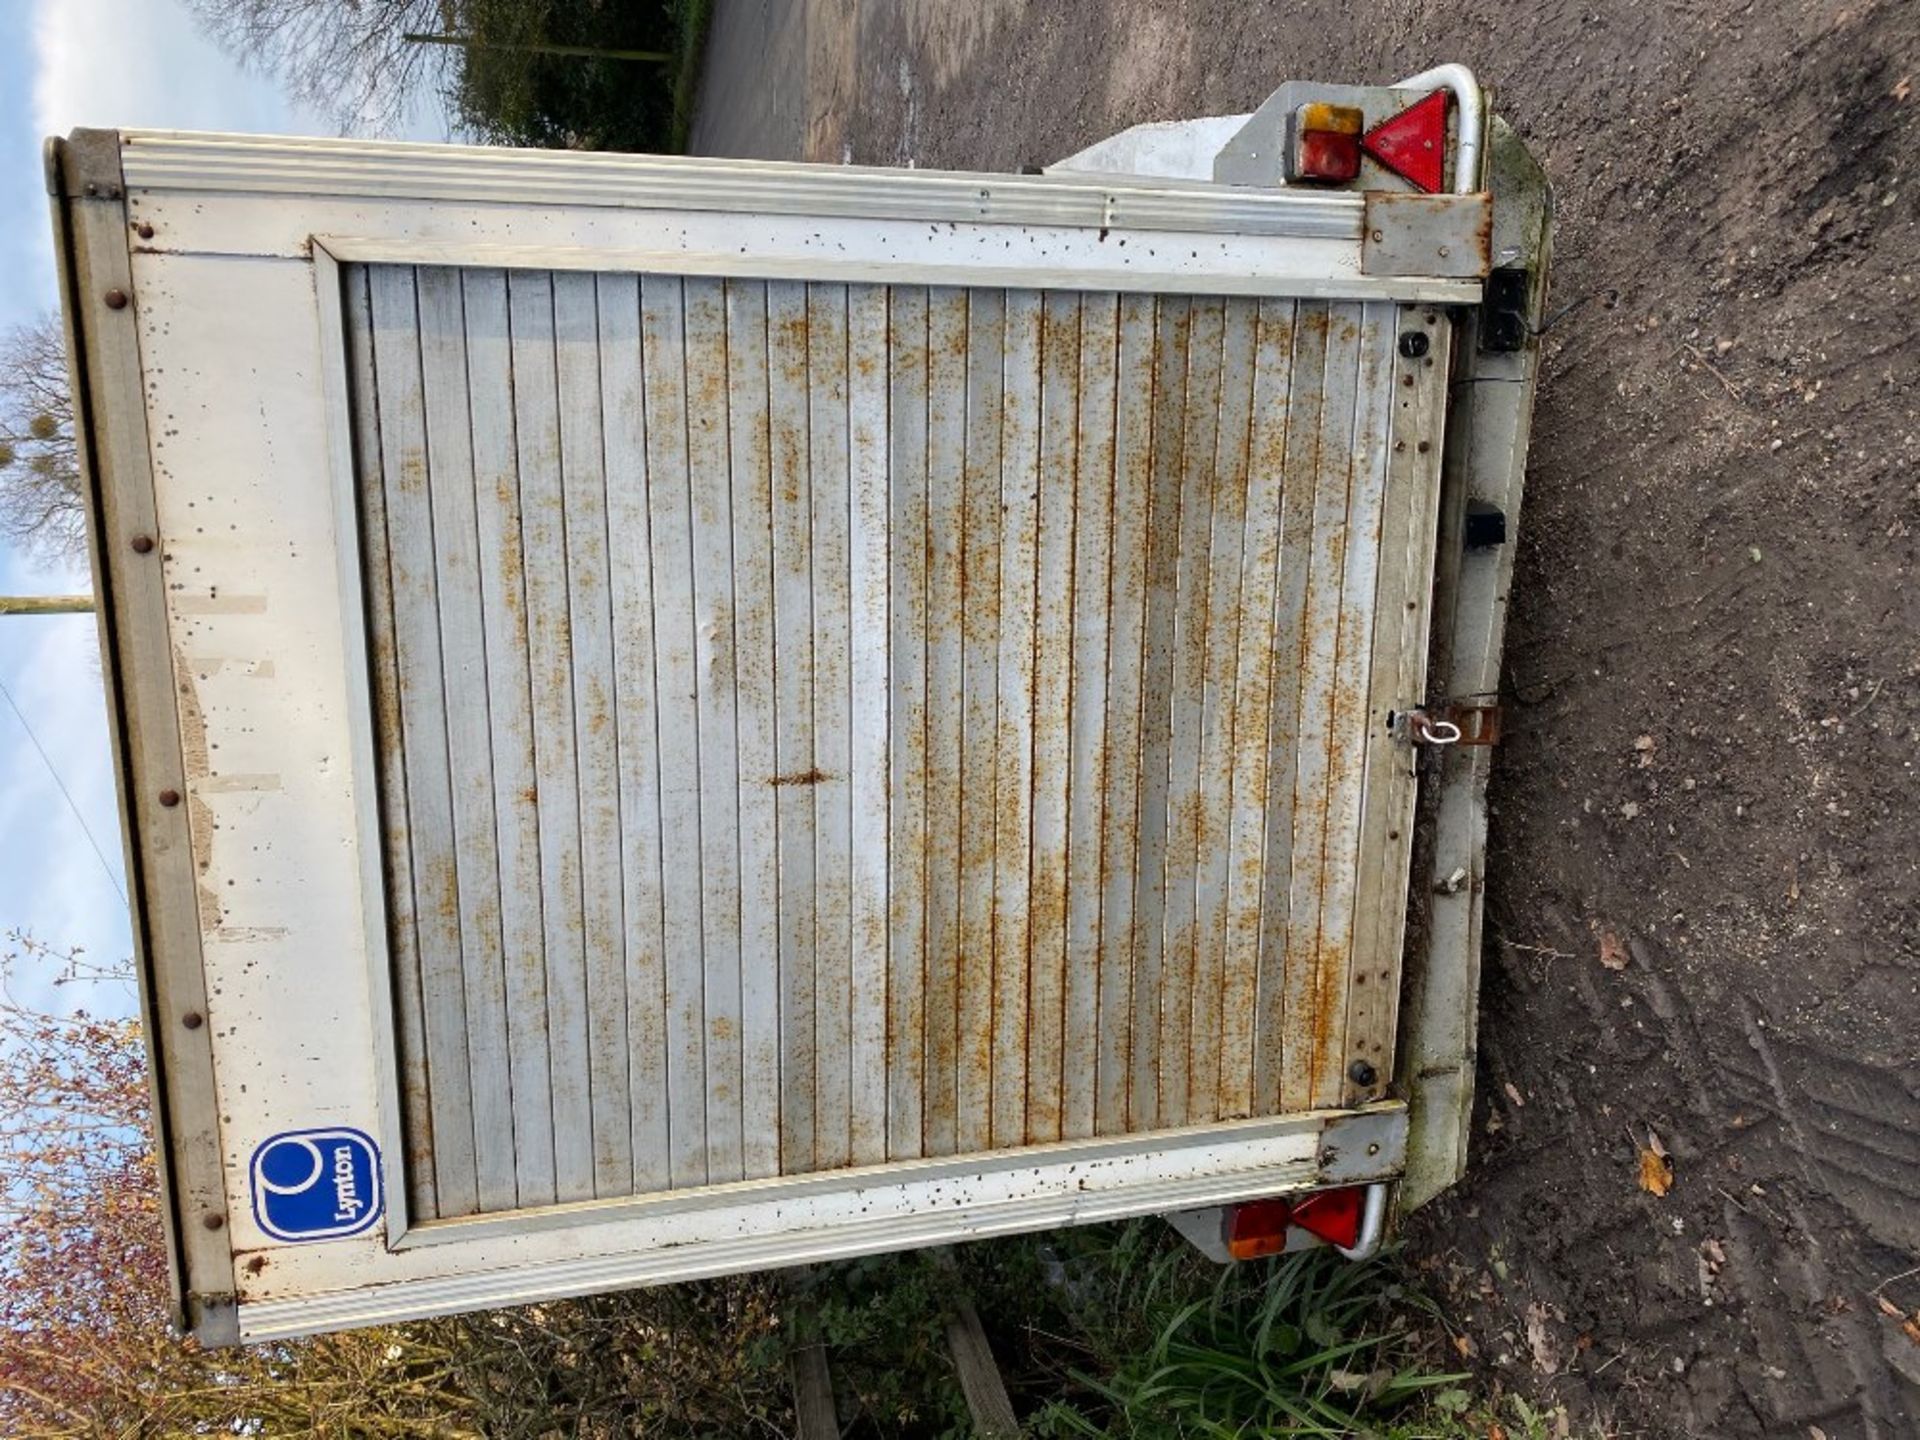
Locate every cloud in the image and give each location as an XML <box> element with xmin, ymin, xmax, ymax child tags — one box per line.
<box><xmin>32</xmin><ymin>0</ymin><xmax>324</xmax><ymax>139</ymax></box>
<box><xmin>32</xmin><ymin>0</ymin><xmax>451</xmax><ymax>141</ymax></box>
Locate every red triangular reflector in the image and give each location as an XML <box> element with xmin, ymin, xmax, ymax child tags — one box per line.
<box><xmin>1289</xmin><ymin>1187</ymin><xmax>1364</xmax><ymax>1248</ymax></box>
<box><xmin>1362</xmin><ymin>89</ymin><xmax>1450</xmax><ymax>193</ymax></box>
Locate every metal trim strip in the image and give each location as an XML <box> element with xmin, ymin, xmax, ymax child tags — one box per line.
<box><xmin>49</xmin><ymin>131</ymin><xmax>236</xmax><ymax>1328</ymax></box>
<box><xmin>118</xmin><ymin>130</ymin><xmax>1365</xmax><ymax>240</ymax></box>
<box><xmin>1397</xmin><ymin>120</ymin><xmax>1552</xmax><ymax>1211</ymax></box>
<box><xmin>390</xmin><ymin>1102</ymin><xmax>1404</xmax><ymax>1248</ymax></box>
<box><xmin>305</xmin><ymin>238</ymin><xmax>1481</xmax><ymax>306</ymax></box>
<box><xmin>239</xmin><ymin>1104</ymin><xmax>1405</xmax><ymax>1340</ymax></box>
<box><xmin>311</xmin><ymin>244</ymin><xmax>419</xmax><ymax>1246</ymax></box>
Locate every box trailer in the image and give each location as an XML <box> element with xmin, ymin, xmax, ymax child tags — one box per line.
<box><xmin>48</xmin><ymin>64</ymin><xmax>1550</xmax><ymax>1344</ymax></box>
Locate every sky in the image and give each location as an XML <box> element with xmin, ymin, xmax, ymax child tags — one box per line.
<box><xmin>0</xmin><ymin>0</ymin><xmax>447</xmax><ymax>1015</ymax></box>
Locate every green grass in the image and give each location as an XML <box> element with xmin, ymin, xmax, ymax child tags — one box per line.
<box><xmin>774</xmin><ymin>1220</ymin><xmax>1490</xmax><ymax>1438</ymax></box>
<box><xmin>987</xmin><ymin>1225</ymin><xmax>1472</xmax><ymax>1438</ymax></box>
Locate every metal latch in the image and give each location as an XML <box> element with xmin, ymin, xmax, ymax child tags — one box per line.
<box><xmin>1394</xmin><ymin>703</ymin><xmax>1503</xmax><ymax>747</ymax></box>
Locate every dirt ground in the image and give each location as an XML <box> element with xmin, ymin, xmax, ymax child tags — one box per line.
<box><xmin>693</xmin><ymin>3</ymin><xmax>1920</xmax><ymax>1434</ymax></box>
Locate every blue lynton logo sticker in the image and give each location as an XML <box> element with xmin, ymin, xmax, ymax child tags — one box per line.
<box><xmin>250</xmin><ymin>1128</ymin><xmax>383</xmax><ymax>1242</ymax></box>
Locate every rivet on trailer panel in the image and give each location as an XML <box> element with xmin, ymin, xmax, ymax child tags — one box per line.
<box><xmin>104</xmin><ymin>287</ymin><xmax>129</xmax><ymax>309</ymax></box>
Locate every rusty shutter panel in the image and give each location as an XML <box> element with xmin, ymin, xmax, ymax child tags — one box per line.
<box><xmin>349</xmin><ymin>266</ymin><xmax>1438</xmax><ymax>1217</ymax></box>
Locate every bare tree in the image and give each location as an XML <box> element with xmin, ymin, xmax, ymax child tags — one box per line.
<box><xmin>184</xmin><ymin>0</ymin><xmax>454</xmax><ymax>134</ymax></box>
<box><xmin>0</xmin><ymin>315</ymin><xmax>84</xmax><ymax>566</ymax></box>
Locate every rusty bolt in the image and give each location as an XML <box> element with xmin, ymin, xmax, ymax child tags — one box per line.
<box><xmin>130</xmin><ymin>533</ymin><xmax>155</xmax><ymax>554</ymax></box>
<box><xmin>1417</xmin><ymin>440</ymin><xmax>1432</xmax><ymax>454</ymax></box>
<box><xmin>103</xmin><ymin>288</ymin><xmax>129</xmax><ymax>310</ymax></box>
<box><xmin>1398</xmin><ymin>331</ymin><xmax>1431</xmax><ymax>360</ymax></box>
<box><xmin>135</xmin><ymin>221</ymin><xmax>155</xmax><ymax>240</ymax></box>
<box><xmin>202</xmin><ymin>1213</ymin><xmax>224</xmax><ymax>1231</ymax></box>
<box><xmin>182</xmin><ymin>1011</ymin><xmax>204</xmax><ymax>1030</ymax></box>
<box><xmin>158</xmin><ymin>788</ymin><xmax>182</xmax><ymax>808</ymax></box>
<box><xmin>1348</xmin><ymin>1059</ymin><xmax>1378</xmax><ymax>1088</ymax></box>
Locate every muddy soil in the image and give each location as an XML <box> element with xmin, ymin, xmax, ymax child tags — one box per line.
<box><xmin>696</xmin><ymin>2</ymin><xmax>1919</xmax><ymax>1433</ymax></box>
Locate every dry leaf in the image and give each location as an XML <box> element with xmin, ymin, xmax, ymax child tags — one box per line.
<box><xmin>1489</xmin><ymin>1422</ymin><xmax>1508</xmax><ymax>1440</ymax></box>
<box><xmin>1599</xmin><ymin>929</ymin><xmax>1630</xmax><ymax>971</ymax></box>
<box><xmin>1875</xmin><ymin>1295</ymin><xmax>1903</xmax><ymax>1320</ymax></box>
<box><xmin>1453</xmin><ymin>1331</ymin><xmax>1477</xmax><ymax>1358</ymax></box>
<box><xmin>1525</xmin><ymin>1300</ymin><xmax>1561</xmax><ymax>1374</ymax></box>
<box><xmin>1700</xmin><ymin>1237</ymin><xmax>1727</xmax><ymax>1271</ymax></box>
<box><xmin>1903</xmin><ymin>1315</ymin><xmax>1920</xmax><ymax>1347</ymax></box>
<box><xmin>1895</xmin><ymin>74</ymin><xmax>1913</xmax><ymax>102</ymax></box>
<box><xmin>1504</xmin><ymin>1081</ymin><xmax>1526</xmax><ymax>1108</ymax></box>
<box><xmin>1810</xmin><ymin>1426</ymin><xmax>1829</xmax><ymax>1440</ymax></box>
<box><xmin>1638</xmin><ymin>1133</ymin><xmax>1674</xmax><ymax>1196</ymax></box>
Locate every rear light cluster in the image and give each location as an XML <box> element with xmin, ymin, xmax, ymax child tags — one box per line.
<box><xmin>1225</xmin><ymin>1184</ymin><xmax>1367</xmax><ymax>1260</ymax></box>
<box><xmin>1288</xmin><ymin>102</ymin><xmax>1364</xmax><ymax>184</ymax></box>
<box><xmin>1285</xmin><ymin>89</ymin><xmax>1453</xmax><ymax>193</ymax></box>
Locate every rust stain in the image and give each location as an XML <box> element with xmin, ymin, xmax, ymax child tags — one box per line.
<box><xmin>770</xmin><ymin>767</ymin><xmax>831</xmax><ymax>787</ymax></box>
<box><xmin>776</xmin><ymin>309</ymin><xmax>809</xmax><ymax>350</ymax></box>
<box><xmin>424</xmin><ymin>854</ymin><xmax>462</xmax><ymax>935</ymax></box>
<box><xmin>171</xmin><ymin>647</ymin><xmax>223</xmax><ymax>933</ymax></box>
<box><xmin>1309</xmin><ymin>940</ymin><xmax>1347</xmax><ymax>1089</ymax></box>
<box><xmin>398</xmin><ymin>448</ymin><xmax>429</xmax><ymax>497</ymax></box>
<box><xmin>495</xmin><ymin>476</ymin><xmax>527</xmax><ymax>614</ymax></box>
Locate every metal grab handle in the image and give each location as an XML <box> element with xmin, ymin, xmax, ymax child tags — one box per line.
<box><xmin>1335</xmin><ymin>1182</ymin><xmax>1390</xmax><ymax>1261</ymax></box>
<box><xmin>1392</xmin><ymin>63</ymin><xmax>1485</xmax><ymax>194</ymax></box>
